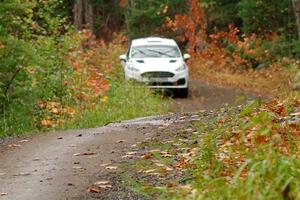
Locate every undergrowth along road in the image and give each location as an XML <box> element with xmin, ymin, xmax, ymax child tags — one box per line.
<box><xmin>90</xmin><ymin>95</ymin><xmax>300</xmax><ymax>200</ymax></box>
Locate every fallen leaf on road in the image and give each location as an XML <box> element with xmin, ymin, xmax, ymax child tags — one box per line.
<box><xmin>184</xmin><ymin>128</ymin><xmax>194</xmax><ymax>132</ymax></box>
<box><xmin>73</xmin><ymin>152</ymin><xmax>96</xmax><ymax>156</ymax></box>
<box><xmin>12</xmin><ymin>173</ymin><xmax>32</xmax><ymax>177</ymax></box>
<box><xmin>18</xmin><ymin>139</ymin><xmax>29</xmax><ymax>143</ymax></box>
<box><xmin>87</xmin><ymin>186</ymin><xmax>101</xmax><ymax>193</ymax></box>
<box><xmin>100</xmin><ymin>163</ymin><xmax>111</xmax><ymax>167</ymax></box>
<box><xmin>141</xmin><ymin>153</ymin><xmax>151</xmax><ymax>160</ymax></box>
<box><xmin>116</xmin><ymin>140</ymin><xmax>126</xmax><ymax>143</ymax></box>
<box><xmin>149</xmin><ymin>149</ymin><xmax>161</xmax><ymax>153</ymax></box>
<box><xmin>94</xmin><ymin>181</ymin><xmax>112</xmax><ymax>189</ymax></box>
<box><xmin>98</xmin><ymin>184</ymin><xmax>112</xmax><ymax>189</ymax></box>
<box><xmin>8</xmin><ymin>144</ymin><xmax>21</xmax><ymax>148</ymax></box>
<box><xmin>154</xmin><ymin>163</ymin><xmax>165</xmax><ymax>167</ymax></box>
<box><xmin>161</xmin><ymin>152</ymin><xmax>172</xmax><ymax>158</ymax></box>
<box><xmin>57</xmin><ymin>137</ymin><xmax>63</xmax><ymax>140</ymax></box>
<box><xmin>164</xmin><ymin>167</ymin><xmax>174</xmax><ymax>172</ymax></box>
<box><xmin>126</xmin><ymin>151</ymin><xmax>137</xmax><ymax>155</ymax></box>
<box><xmin>73</xmin><ymin>166</ymin><xmax>86</xmax><ymax>170</ymax></box>
<box><xmin>144</xmin><ymin>169</ymin><xmax>156</xmax><ymax>174</ymax></box>
<box><xmin>121</xmin><ymin>155</ymin><xmax>134</xmax><ymax>159</ymax></box>
<box><xmin>291</xmin><ymin>112</ymin><xmax>300</xmax><ymax>116</ymax></box>
<box><xmin>95</xmin><ymin>181</ymin><xmax>110</xmax><ymax>185</ymax></box>
<box><xmin>105</xmin><ymin>166</ymin><xmax>118</xmax><ymax>170</ymax></box>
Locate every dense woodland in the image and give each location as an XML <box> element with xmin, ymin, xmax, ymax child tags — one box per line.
<box><xmin>1</xmin><ymin>1</ymin><xmax>300</xmax><ymax>199</ymax></box>
<box><xmin>0</xmin><ymin>0</ymin><xmax>299</xmax><ymax>136</ymax></box>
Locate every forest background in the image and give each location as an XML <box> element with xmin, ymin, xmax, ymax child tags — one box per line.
<box><xmin>0</xmin><ymin>0</ymin><xmax>299</xmax><ymax>137</ymax></box>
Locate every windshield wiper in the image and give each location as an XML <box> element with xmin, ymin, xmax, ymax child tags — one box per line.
<box><xmin>132</xmin><ymin>49</ymin><xmax>147</xmax><ymax>58</ymax></box>
<box><xmin>146</xmin><ymin>49</ymin><xmax>174</xmax><ymax>58</ymax></box>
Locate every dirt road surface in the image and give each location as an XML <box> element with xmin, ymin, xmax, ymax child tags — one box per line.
<box><xmin>0</xmin><ymin>81</ymin><xmax>256</xmax><ymax>200</ymax></box>
<box><xmin>170</xmin><ymin>80</ymin><xmax>257</xmax><ymax>112</ymax></box>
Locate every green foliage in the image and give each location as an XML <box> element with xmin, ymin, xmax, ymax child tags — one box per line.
<box><xmin>125</xmin><ymin>0</ymin><xmax>186</xmax><ymax>39</ymax></box>
<box><xmin>0</xmin><ymin>0</ymin><xmax>72</xmax><ymax>39</ymax></box>
<box><xmin>0</xmin><ymin>1</ymin><xmax>33</xmax><ymax>37</ymax></box>
<box><xmin>237</xmin><ymin>0</ymin><xmax>296</xmax><ymax>37</ymax></box>
<box><xmin>0</xmin><ymin>35</ymin><xmax>72</xmax><ymax>137</ymax></box>
<box><xmin>32</xmin><ymin>0</ymin><xmax>73</xmax><ymax>36</ymax></box>
<box><xmin>0</xmin><ymin>37</ymin><xmax>33</xmax><ymax>114</ymax></box>
<box><xmin>0</xmin><ymin>0</ymin><xmax>75</xmax><ymax>137</ymax></box>
<box><xmin>201</xmin><ymin>0</ymin><xmax>243</xmax><ymax>31</ymax></box>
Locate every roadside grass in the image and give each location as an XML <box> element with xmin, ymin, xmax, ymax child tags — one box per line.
<box><xmin>0</xmin><ymin>104</ymin><xmax>37</xmax><ymax>138</ymax></box>
<box><xmin>65</xmin><ymin>81</ymin><xmax>169</xmax><ymax>129</ymax></box>
<box><xmin>0</xmin><ymin>80</ymin><xmax>169</xmax><ymax>138</ymax></box>
<box><xmin>122</xmin><ymin>94</ymin><xmax>300</xmax><ymax>199</ymax></box>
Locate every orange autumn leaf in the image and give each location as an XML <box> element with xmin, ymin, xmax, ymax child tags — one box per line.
<box><xmin>165</xmin><ymin>0</ymin><xmax>206</xmax><ymax>54</ymax></box>
<box><xmin>0</xmin><ymin>41</ymin><xmax>5</xmax><ymax>49</ymax></box>
<box><xmin>41</xmin><ymin>119</ymin><xmax>53</xmax><ymax>127</ymax></box>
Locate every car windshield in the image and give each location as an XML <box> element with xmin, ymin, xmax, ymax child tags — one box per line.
<box><xmin>131</xmin><ymin>45</ymin><xmax>181</xmax><ymax>58</ymax></box>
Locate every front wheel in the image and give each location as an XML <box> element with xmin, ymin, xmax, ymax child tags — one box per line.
<box><xmin>177</xmin><ymin>87</ymin><xmax>189</xmax><ymax>98</ymax></box>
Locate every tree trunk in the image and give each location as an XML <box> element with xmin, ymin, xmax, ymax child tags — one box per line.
<box><xmin>73</xmin><ymin>0</ymin><xmax>83</xmax><ymax>30</ymax></box>
<box><xmin>83</xmin><ymin>0</ymin><xmax>94</xmax><ymax>29</ymax></box>
<box><xmin>125</xmin><ymin>0</ymin><xmax>136</xmax><ymax>33</ymax></box>
<box><xmin>292</xmin><ymin>0</ymin><xmax>300</xmax><ymax>39</ymax></box>
<box><xmin>73</xmin><ymin>0</ymin><xmax>94</xmax><ymax>30</ymax></box>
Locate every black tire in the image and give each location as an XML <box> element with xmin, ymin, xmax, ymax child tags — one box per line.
<box><xmin>177</xmin><ymin>87</ymin><xmax>189</xmax><ymax>98</ymax></box>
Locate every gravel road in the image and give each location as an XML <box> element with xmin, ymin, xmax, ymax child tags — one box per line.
<box><xmin>0</xmin><ymin>81</ymin><xmax>256</xmax><ymax>200</ymax></box>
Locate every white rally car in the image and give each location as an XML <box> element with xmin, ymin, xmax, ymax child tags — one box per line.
<box><xmin>119</xmin><ymin>37</ymin><xmax>190</xmax><ymax>97</ymax></box>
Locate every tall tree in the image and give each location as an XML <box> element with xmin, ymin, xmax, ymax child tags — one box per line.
<box><xmin>73</xmin><ymin>0</ymin><xmax>94</xmax><ymax>30</ymax></box>
<box><xmin>292</xmin><ymin>0</ymin><xmax>300</xmax><ymax>39</ymax></box>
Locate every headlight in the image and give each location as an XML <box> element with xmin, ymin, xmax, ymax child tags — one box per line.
<box><xmin>127</xmin><ymin>65</ymin><xmax>140</xmax><ymax>72</ymax></box>
<box><xmin>175</xmin><ymin>64</ymin><xmax>187</xmax><ymax>72</ymax></box>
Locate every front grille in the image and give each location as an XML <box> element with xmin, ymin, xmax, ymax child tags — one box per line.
<box><xmin>148</xmin><ymin>82</ymin><xmax>174</xmax><ymax>86</ymax></box>
<box><xmin>141</xmin><ymin>71</ymin><xmax>175</xmax><ymax>78</ymax></box>
<box><xmin>148</xmin><ymin>78</ymin><xmax>186</xmax><ymax>86</ymax></box>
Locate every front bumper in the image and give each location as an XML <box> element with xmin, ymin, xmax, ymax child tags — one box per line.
<box><xmin>125</xmin><ymin>70</ymin><xmax>189</xmax><ymax>89</ymax></box>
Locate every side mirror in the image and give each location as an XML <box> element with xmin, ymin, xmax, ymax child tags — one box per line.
<box><xmin>119</xmin><ymin>54</ymin><xmax>127</xmax><ymax>62</ymax></box>
<box><xmin>183</xmin><ymin>54</ymin><xmax>191</xmax><ymax>61</ymax></box>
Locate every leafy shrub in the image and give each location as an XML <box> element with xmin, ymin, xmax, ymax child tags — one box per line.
<box><xmin>0</xmin><ymin>37</ymin><xmax>34</xmax><ymax>125</ymax></box>
<box><xmin>0</xmin><ymin>0</ymin><xmax>72</xmax><ymax>39</ymax></box>
<box><xmin>0</xmin><ymin>34</ymin><xmax>72</xmax><ymax>136</ymax></box>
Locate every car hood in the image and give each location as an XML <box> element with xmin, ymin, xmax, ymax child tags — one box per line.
<box><xmin>130</xmin><ymin>58</ymin><xmax>183</xmax><ymax>72</ymax></box>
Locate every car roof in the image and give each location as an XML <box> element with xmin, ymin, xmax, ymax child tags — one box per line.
<box><xmin>131</xmin><ymin>37</ymin><xmax>178</xmax><ymax>47</ymax></box>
